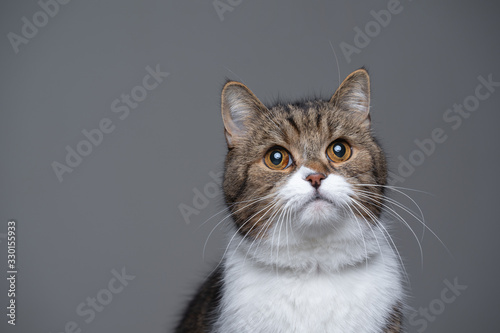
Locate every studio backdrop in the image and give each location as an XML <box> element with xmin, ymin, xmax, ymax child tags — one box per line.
<box><xmin>1</xmin><ymin>0</ymin><xmax>499</xmax><ymax>332</ymax></box>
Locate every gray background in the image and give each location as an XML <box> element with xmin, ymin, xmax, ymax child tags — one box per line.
<box><xmin>1</xmin><ymin>0</ymin><xmax>499</xmax><ymax>332</ymax></box>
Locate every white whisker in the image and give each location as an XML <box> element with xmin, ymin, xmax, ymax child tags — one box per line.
<box><xmin>202</xmin><ymin>194</ymin><xmax>276</xmax><ymax>260</ymax></box>
<box><xmin>354</xmin><ymin>192</ymin><xmax>424</xmax><ymax>269</ymax></box>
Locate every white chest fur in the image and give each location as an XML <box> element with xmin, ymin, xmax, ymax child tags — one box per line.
<box><xmin>213</xmin><ymin>234</ymin><xmax>403</xmax><ymax>333</ymax></box>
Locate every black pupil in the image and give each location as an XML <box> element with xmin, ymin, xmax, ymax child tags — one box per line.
<box><xmin>270</xmin><ymin>151</ymin><xmax>283</xmax><ymax>165</ymax></box>
<box><xmin>333</xmin><ymin>143</ymin><xmax>346</xmax><ymax>157</ymax></box>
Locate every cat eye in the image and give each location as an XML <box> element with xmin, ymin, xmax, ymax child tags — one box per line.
<box><xmin>326</xmin><ymin>140</ymin><xmax>352</xmax><ymax>163</ymax></box>
<box><xmin>264</xmin><ymin>147</ymin><xmax>292</xmax><ymax>170</ymax></box>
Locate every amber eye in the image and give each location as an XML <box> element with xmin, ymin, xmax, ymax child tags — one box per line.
<box><xmin>264</xmin><ymin>147</ymin><xmax>291</xmax><ymax>170</ymax></box>
<box><xmin>327</xmin><ymin>140</ymin><xmax>352</xmax><ymax>163</ymax></box>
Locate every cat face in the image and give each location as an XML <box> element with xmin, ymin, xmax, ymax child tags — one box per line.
<box><xmin>221</xmin><ymin>69</ymin><xmax>387</xmax><ymax>241</ymax></box>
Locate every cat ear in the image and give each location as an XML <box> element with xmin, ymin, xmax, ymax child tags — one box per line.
<box><xmin>221</xmin><ymin>81</ymin><xmax>267</xmax><ymax>147</ymax></box>
<box><xmin>329</xmin><ymin>68</ymin><xmax>371</xmax><ymax>128</ymax></box>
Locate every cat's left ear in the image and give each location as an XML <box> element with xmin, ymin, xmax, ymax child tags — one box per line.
<box><xmin>221</xmin><ymin>81</ymin><xmax>268</xmax><ymax>148</ymax></box>
<box><xmin>329</xmin><ymin>68</ymin><xmax>371</xmax><ymax>128</ymax></box>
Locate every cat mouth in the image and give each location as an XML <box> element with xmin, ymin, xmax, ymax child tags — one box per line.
<box><xmin>306</xmin><ymin>193</ymin><xmax>334</xmax><ymax>205</ymax></box>
<box><xmin>293</xmin><ymin>193</ymin><xmax>339</xmax><ymax>214</ymax></box>
<box><xmin>296</xmin><ymin>194</ymin><xmax>341</xmax><ymax>220</ymax></box>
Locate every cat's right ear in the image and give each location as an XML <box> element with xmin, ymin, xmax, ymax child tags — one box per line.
<box><xmin>221</xmin><ymin>81</ymin><xmax>267</xmax><ymax>148</ymax></box>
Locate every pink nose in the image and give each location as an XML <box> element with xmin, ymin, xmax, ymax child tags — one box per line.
<box><xmin>306</xmin><ymin>173</ymin><xmax>326</xmax><ymax>189</ymax></box>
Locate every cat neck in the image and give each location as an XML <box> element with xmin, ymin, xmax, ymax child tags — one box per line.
<box><xmin>224</xmin><ymin>215</ymin><xmax>395</xmax><ymax>274</ymax></box>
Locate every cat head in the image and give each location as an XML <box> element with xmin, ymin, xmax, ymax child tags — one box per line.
<box><xmin>221</xmin><ymin>69</ymin><xmax>387</xmax><ymax>242</ymax></box>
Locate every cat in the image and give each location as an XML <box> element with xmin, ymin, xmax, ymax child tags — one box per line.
<box><xmin>175</xmin><ymin>69</ymin><xmax>405</xmax><ymax>333</ymax></box>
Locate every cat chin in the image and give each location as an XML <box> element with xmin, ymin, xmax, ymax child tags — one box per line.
<box><xmin>280</xmin><ymin>204</ymin><xmax>341</xmax><ymax>240</ymax></box>
<box><xmin>296</xmin><ymin>200</ymin><xmax>344</xmax><ymax>226</ymax></box>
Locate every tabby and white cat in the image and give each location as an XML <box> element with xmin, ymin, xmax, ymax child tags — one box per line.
<box><xmin>176</xmin><ymin>69</ymin><xmax>405</xmax><ymax>333</ymax></box>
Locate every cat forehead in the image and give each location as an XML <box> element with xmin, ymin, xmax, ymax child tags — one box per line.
<box><xmin>263</xmin><ymin>101</ymin><xmax>358</xmax><ymax>144</ymax></box>
<box><xmin>270</xmin><ymin>101</ymin><xmax>351</xmax><ymax>128</ymax></box>
<box><xmin>270</xmin><ymin>100</ymin><xmax>331</xmax><ymax>116</ymax></box>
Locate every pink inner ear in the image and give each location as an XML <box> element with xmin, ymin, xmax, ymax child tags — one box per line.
<box><xmin>221</xmin><ymin>82</ymin><xmax>268</xmax><ymax>145</ymax></box>
<box><xmin>330</xmin><ymin>69</ymin><xmax>371</xmax><ymax>119</ymax></box>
